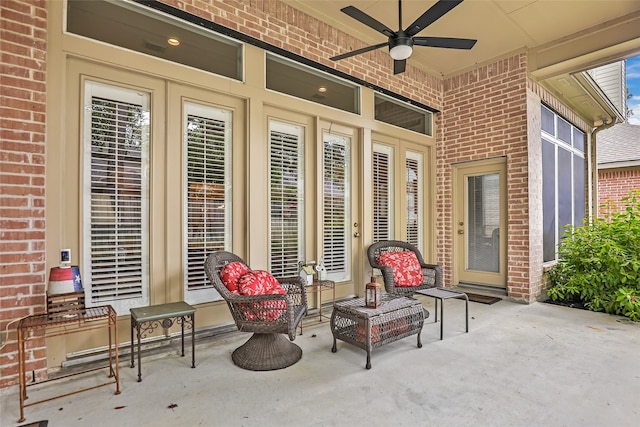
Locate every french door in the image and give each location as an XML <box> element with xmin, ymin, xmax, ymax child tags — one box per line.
<box><xmin>453</xmin><ymin>158</ymin><xmax>507</xmax><ymax>288</ymax></box>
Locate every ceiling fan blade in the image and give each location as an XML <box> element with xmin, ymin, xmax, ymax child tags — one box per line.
<box><xmin>413</xmin><ymin>36</ymin><xmax>477</xmax><ymax>49</ymax></box>
<box><xmin>330</xmin><ymin>42</ymin><xmax>389</xmax><ymax>61</ymax></box>
<box><xmin>340</xmin><ymin>6</ymin><xmax>396</xmax><ymax>37</ymax></box>
<box><xmin>404</xmin><ymin>0</ymin><xmax>464</xmax><ymax>37</ymax></box>
<box><xmin>393</xmin><ymin>59</ymin><xmax>407</xmax><ymax>75</ymax></box>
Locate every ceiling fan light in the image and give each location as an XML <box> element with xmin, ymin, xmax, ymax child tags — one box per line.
<box><xmin>389</xmin><ymin>44</ymin><xmax>412</xmax><ymax>60</ymax></box>
<box><xmin>389</xmin><ymin>36</ymin><xmax>413</xmax><ymax>60</ymax></box>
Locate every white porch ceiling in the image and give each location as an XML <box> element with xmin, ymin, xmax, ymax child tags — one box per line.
<box><xmin>285</xmin><ymin>0</ymin><xmax>640</xmax><ymax>79</ymax></box>
<box><xmin>284</xmin><ymin>0</ymin><xmax>640</xmax><ymax>123</ymax></box>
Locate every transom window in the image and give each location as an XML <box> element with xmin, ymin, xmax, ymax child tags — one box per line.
<box><xmin>266</xmin><ymin>54</ymin><xmax>360</xmax><ymax>114</ymax></box>
<box><xmin>375</xmin><ymin>94</ymin><xmax>433</xmax><ymax>136</ymax></box>
<box><xmin>67</xmin><ymin>0</ymin><xmax>242</xmax><ymax>80</ymax></box>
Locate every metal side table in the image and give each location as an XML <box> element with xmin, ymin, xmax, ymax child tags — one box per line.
<box><xmin>130</xmin><ymin>301</ymin><xmax>195</xmax><ymax>382</ymax></box>
<box><xmin>415</xmin><ymin>287</ymin><xmax>468</xmax><ymax>340</ymax></box>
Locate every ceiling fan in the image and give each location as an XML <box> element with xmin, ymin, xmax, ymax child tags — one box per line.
<box><xmin>330</xmin><ymin>0</ymin><xmax>477</xmax><ymax>75</ymax></box>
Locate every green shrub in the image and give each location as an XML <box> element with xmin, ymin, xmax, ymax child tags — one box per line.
<box><xmin>546</xmin><ymin>190</ymin><xmax>640</xmax><ymax>321</ymax></box>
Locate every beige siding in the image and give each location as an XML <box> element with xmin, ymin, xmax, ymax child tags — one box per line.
<box><xmin>588</xmin><ymin>61</ymin><xmax>627</xmax><ymax>117</ymax></box>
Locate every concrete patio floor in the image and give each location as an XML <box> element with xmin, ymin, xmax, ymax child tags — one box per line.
<box><xmin>2</xmin><ymin>296</ymin><xmax>639</xmax><ymax>427</ymax></box>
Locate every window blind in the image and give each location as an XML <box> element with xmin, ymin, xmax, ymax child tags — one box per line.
<box><xmin>405</xmin><ymin>154</ymin><xmax>422</xmax><ymax>248</ymax></box>
<box><xmin>85</xmin><ymin>83</ymin><xmax>150</xmax><ymax>311</ymax></box>
<box><xmin>373</xmin><ymin>145</ymin><xmax>394</xmax><ymax>242</ymax></box>
<box><xmin>323</xmin><ymin>133</ymin><xmax>351</xmax><ymax>281</ymax></box>
<box><xmin>269</xmin><ymin>122</ymin><xmax>304</xmax><ymax>277</ymax></box>
<box><xmin>185</xmin><ymin>105</ymin><xmax>231</xmax><ymax>293</ymax></box>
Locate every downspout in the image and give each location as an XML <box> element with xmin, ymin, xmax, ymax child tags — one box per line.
<box><xmin>587</xmin><ymin>118</ymin><xmax>618</xmax><ymax>220</ymax></box>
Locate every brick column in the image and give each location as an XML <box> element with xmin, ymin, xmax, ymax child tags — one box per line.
<box><xmin>0</xmin><ymin>0</ymin><xmax>48</xmax><ymax>388</ymax></box>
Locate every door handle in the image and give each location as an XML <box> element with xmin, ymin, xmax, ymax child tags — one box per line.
<box><xmin>457</xmin><ymin>230</ymin><xmax>464</xmax><ymax>234</ymax></box>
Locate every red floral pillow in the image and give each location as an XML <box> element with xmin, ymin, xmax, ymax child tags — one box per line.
<box><xmin>237</xmin><ymin>270</ymin><xmax>287</xmax><ymax>321</ymax></box>
<box><xmin>219</xmin><ymin>261</ymin><xmax>251</xmax><ymax>293</ymax></box>
<box><xmin>377</xmin><ymin>251</ymin><xmax>423</xmax><ymax>287</ymax></box>
<box><xmin>237</xmin><ymin>270</ymin><xmax>282</xmax><ymax>295</ymax></box>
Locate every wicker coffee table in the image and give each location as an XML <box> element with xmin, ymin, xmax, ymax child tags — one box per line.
<box><xmin>330</xmin><ymin>294</ymin><xmax>426</xmax><ymax>369</ymax></box>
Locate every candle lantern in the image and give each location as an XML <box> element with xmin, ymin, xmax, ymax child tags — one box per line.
<box><xmin>365</xmin><ymin>276</ymin><xmax>382</xmax><ymax>308</ymax></box>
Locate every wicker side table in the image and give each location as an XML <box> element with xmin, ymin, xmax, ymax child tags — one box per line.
<box><xmin>330</xmin><ymin>294</ymin><xmax>426</xmax><ymax>369</ymax></box>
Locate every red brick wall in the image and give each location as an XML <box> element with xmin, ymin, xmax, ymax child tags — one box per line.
<box><xmin>0</xmin><ymin>0</ymin><xmax>48</xmax><ymax>388</ymax></box>
<box><xmin>598</xmin><ymin>168</ymin><xmax>640</xmax><ymax>210</ymax></box>
<box><xmin>440</xmin><ymin>54</ymin><xmax>532</xmax><ymax>300</ymax></box>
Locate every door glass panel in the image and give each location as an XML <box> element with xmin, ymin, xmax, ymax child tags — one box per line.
<box><xmin>184</xmin><ymin>102</ymin><xmax>232</xmax><ymax>302</ymax></box>
<box><xmin>372</xmin><ymin>144</ymin><xmax>394</xmax><ymax>241</ymax></box>
<box><xmin>269</xmin><ymin>121</ymin><xmax>305</xmax><ymax>277</ymax></box>
<box><xmin>83</xmin><ymin>81</ymin><xmax>150</xmax><ymax>313</ymax></box>
<box><xmin>405</xmin><ymin>152</ymin><xmax>423</xmax><ymax>250</ymax></box>
<box><xmin>323</xmin><ymin>132</ymin><xmax>351</xmax><ymax>282</ymax></box>
<box><xmin>467</xmin><ymin>173</ymin><xmax>500</xmax><ymax>273</ymax></box>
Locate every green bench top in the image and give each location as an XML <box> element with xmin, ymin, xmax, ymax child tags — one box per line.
<box><xmin>130</xmin><ymin>301</ymin><xmax>195</xmax><ymax>322</ymax></box>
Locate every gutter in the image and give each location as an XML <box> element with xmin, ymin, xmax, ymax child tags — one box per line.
<box><xmin>569</xmin><ymin>70</ymin><xmax>624</xmax><ymax>220</ymax></box>
<box><xmin>587</xmin><ymin>118</ymin><xmax>618</xmax><ymax>219</ymax></box>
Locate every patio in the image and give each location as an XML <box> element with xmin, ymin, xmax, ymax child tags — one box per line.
<box><xmin>2</xmin><ymin>297</ymin><xmax>639</xmax><ymax>427</ymax></box>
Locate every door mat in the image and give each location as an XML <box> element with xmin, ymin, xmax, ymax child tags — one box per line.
<box><xmin>18</xmin><ymin>421</ymin><xmax>48</xmax><ymax>427</ymax></box>
<box><xmin>465</xmin><ymin>293</ymin><xmax>501</xmax><ymax>305</ymax></box>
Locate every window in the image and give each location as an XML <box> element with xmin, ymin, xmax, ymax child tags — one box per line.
<box><xmin>266</xmin><ymin>54</ymin><xmax>360</xmax><ymax>114</ymax></box>
<box><xmin>323</xmin><ymin>132</ymin><xmax>351</xmax><ymax>282</ymax></box>
<box><xmin>269</xmin><ymin>121</ymin><xmax>305</xmax><ymax>277</ymax></box>
<box><xmin>467</xmin><ymin>173</ymin><xmax>500</xmax><ymax>272</ymax></box>
<box><xmin>541</xmin><ymin>104</ymin><xmax>586</xmax><ymax>262</ymax></box>
<box><xmin>405</xmin><ymin>151</ymin><xmax>423</xmax><ymax>249</ymax></box>
<box><xmin>374</xmin><ymin>93</ymin><xmax>432</xmax><ymax>136</ymax></box>
<box><xmin>67</xmin><ymin>0</ymin><xmax>243</xmax><ymax>80</ymax></box>
<box><xmin>184</xmin><ymin>102</ymin><xmax>232</xmax><ymax>303</ymax></box>
<box><xmin>372</xmin><ymin>144</ymin><xmax>395</xmax><ymax>242</ymax></box>
<box><xmin>83</xmin><ymin>81</ymin><xmax>150</xmax><ymax>313</ymax></box>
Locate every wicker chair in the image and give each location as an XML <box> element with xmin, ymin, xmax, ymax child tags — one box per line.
<box><xmin>367</xmin><ymin>240</ymin><xmax>443</xmax><ymax>297</ymax></box>
<box><xmin>204</xmin><ymin>251</ymin><xmax>308</xmax><ymax>371</ymax></box>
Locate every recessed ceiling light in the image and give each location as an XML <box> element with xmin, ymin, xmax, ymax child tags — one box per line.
<box><xmin>318</xmin><ymin>86</ymin><xmax>327</xmax><ymax>93</ymax></box>
<box><xmin>167</xmin><ymin>37</ymin><xmax>180</xmax><ymax>46</ymax></box>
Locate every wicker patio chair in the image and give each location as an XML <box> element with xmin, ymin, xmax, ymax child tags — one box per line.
<box><xmin>204</xmin><ymin>251</ymin><xmax>308</xmax><ymax>371</ymax></box>
<box><xmin>367</xmin><ymin>240</ymin><xmax>443</xmax><ymax>297</ymax></box>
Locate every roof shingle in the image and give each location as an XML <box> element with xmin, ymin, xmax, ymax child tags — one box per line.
<box><xmin>596</xmin><ymin>123</ymin><xmax>640</xmax><ymax>167</ymax></box>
